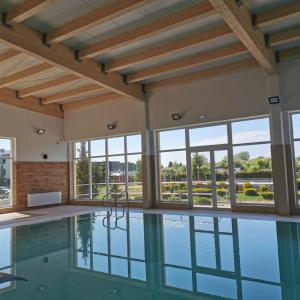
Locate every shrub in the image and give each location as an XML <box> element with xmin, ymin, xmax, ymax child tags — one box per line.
<box><xmin>260</xmin><ymin>185</ymin><xmax>268</xmax><ymax>193</ymax></box>
<box><xmin>297</xmin><ymin>178</ymin><xmax>300</xmax><ymax>190</ymax></box>
<box><xmin>244</xmin><ymin>188</ymin><xmax>258</xmax><ymax>196</ymax></box>
<box><xmin>193</xmin><ymin>188</ymin><xmax>212</xmax><ymax>194</ymax></box>
<box><xmin>217</xmin><ymin>181</ymin><xmax>226</xmax><ymax>188</ymax></box>
<box><xmin>217</xmin><ymin>188</ymin><xmax>228</xmax><ymax>197</ymax></box>
<box><xmin>243</xmin><ymin>182</ymin><xmax>253</xmax><ymax>189</ymax></box>
<box><xmin>194</xmin><ymin>197</ymin><xmax>211</xmax><ymax>205</ymax></box>
<box><xmin>177</xmin><ymin>189</ymin><xmax>188</xmax><ymax>194</ymax></box>
<box><xmin>179</xmin><ymin>183</ymin><xmax>187</xmax><ymax>189</ymax></box>
<box><xmin>261</xmin><ymin>192</ymin><xmax>274</xmax><ymax>200</ymax></box>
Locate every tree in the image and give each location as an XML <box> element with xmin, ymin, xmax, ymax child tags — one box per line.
<box><xmin>76</xmin><ymin>142</ymin><xmax>89</xmax><ymax>195</ymax></box>
<box><xmin>191</xmin><ymin>153</ymin><xmax>209</xmax><ymax>180</ymax></box>
<box><xmin>234</xmin><ymin>151</ymin><xmax>250</xmax><ymax>161</ymax></box>
<box><xmin>0</xmin><ymin>162</ymin><xmax>6</xmax><ymax>186</ymax></box>
<box><xmin>135</xmin><ymin>159</ymin><xmax>142</xmax><ymax>182</ymax></box>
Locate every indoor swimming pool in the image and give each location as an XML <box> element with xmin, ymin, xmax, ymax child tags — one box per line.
<box><xmin>0</xmin><ymin>210</ymin><xmax>299</xmax><ymax>300</ymax></box>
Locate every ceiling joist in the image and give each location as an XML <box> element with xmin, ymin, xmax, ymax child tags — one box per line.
<box><xmin>0</xmin><ymin>21</ymin><xmax>144</xmax><ymax>101</ymax></box>
<box><xmin>63</xmin><ymin>93</ymin><xmax>122</xmax><ymax>111</ymax></box>
<box><xmin>127</xmin><ymin>42</ymin><xmax>247</xmax><ymax>83</ymax></box>
<box><xmin>106</xmin><ymin>25</ymin><xmax>233</xmax><ymax>73</ymax></box>
<box><xmin>42</xmin><ymin>84</ymin><xmax>104</xmax><ymax>104</ymax></box>
<box><xmin>209</xmin><ymin>0</ymin><xmax>276</xmax><ymax>74</ymax></box>
<box><xmin>255</xmin><ymin>1</ymin><xmax>300</xmax><ymax>28</ymax></box>
<box><xmin>146</xmin><ymin>58</ymin><xmax>258</xmax><ymax>91</ymax></box>
<box><xmin>8</xmin><ymin>0</ymin><xmax>59</xmax><ymax>23</ymax></box>
<box><xmin>0</xmin><ymin>87</ymin><xmax>63</xmax><ymax>118</ymax></box>
<box><xmin>18</xmin><ymin>74</ymin><xmax>79</xmax><ymax>97</ymax></box>
<box><xmin>279</xmin><ymin>46</ymin><xmax>300</xmax><ymax>61</ymax></box>
<box><xmin>0</xmin><ymin>62</ymin><xmax>53</xmax><ymax>88</ymax></box>
<box><xmin>47</xmin><ymin>0</ymin><xmax>150</xmax><ymax>43</ymax></box>
<box><xmin>269</xmin><ymin>26</ymin><xmax>300</xmax><ymax>47</ymax></box>
<box><xmin>79</xmin><ymin>1</ymin><xmax>216</xmax><ymax>59</ymax></box>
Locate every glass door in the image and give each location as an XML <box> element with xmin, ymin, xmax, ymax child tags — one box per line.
<box><xmin>190</xmin><ymin>149</ymin><xmax>231</xmax><ymax>209</ymax></box>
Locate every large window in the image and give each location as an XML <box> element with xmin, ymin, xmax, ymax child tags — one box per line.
<box><xmin>291</xmin><ymin>113</ymin><xmax>300</xmax><ymax>206</ymax></box>
<box><xmin>0</xmin><ymin>138</ymin><xmax>14</xmax><ymax>208</ymax></box>
<box><xmin>73</xmin><ymin>134</ymin><xmax>142</xmax><ymax>201</ymax></box>
<box><xmin>157</xmin><ymin>117</ymin><xmax>274</xmax><ymax>207</ymax></box>
<box><xmin>232</xmin><ymin>118</ymin><xmax>273</xmax><ymax>204</ymax></box>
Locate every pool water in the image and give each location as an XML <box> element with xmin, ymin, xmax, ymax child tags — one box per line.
<box><xmin>0</xmin><ymin>210</ymin><xmax>300</xmax><ymax>300</ymax></box>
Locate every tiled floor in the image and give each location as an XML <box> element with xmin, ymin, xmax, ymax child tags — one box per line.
<box><xmin>1</xmin><ymin>205</ymin><xmax>300</xmax><ymax>229</ymax></box>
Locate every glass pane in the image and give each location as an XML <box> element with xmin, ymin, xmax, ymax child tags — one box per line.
<box><xmin>108</xmin><ymin>137</ymin><xmax>124</xmax><ymax>155</ymax></box>
<box><xmin>232</xmin><ymin>118</ymin><xmax>270</xmax><ymax>144</ymax></box>
<box><xmin>90</xmin><ymin>139</ymin><xmax>105</xmax><ymax>157</ymax></box>
<box><xmin>195</xmin><ymin>232</ymin><xmax>216</xmax><ymax>268</ymax></box>
<box><xmin>75</xmin><ymin>141</ymin><xmax>88</xmax><ymax>159</ymax></box>
<box><xmin>75</xmin><ymin>158</ymin><xmax>89</xmax><ymax>199</ymax></box>
<box><xmin>292</xmin><ymin>113</ymin><xmax>300</xmax><ymax>139</ymax></box>
<box><xmin>93</xmin><ymin>254</ymin><xmax>108</xmax><ymax>273</ymax></box>
<box><xmin>127</xmin><ymin>134</ymin><xmax>142</xmax><ymax>153</ymax></box>
<box><xmin>242</xmin><ymin>280</ymin><xmax>281</xmax><ymax>300</ymax></box>
<box><xmin>111</xmin><ymin>257</ymin><xmax>128</xmax><ymax>278</ymax></box>
<box><xmin>108</xmin><ymin>155</ymin><xmax>125</xmax><ymax>195</ymax></box>
<box><xmin>233</xmin><ymin>144</ymin><xmax>274</xmax><ymax>204</ymax></box>
<box><xmin>91</xmin><ymin>157</ymin><xmax>106</xmax><ymax>199</ymax></box>
<box><xmin>189</xmin><ymin>125</ymin><xmax>227</xmax><ymax>147</ymax></box>
<box><xmin>0</xmin><ymin>159</ymin><xmax>12</xmax><ymax>207</ymax></box>
<box><xmin>160</xmin><ymin>151</ymin><xmax>187</xmax><ymax>202</ymax></box>
<box><xmin>159</xmin><ymin>129</ymin><xmax>186</xmax><ymax>150</ymax></box>
<box><xmin>215</xmin><ymin>150</ymin><xmax>231</xmax><ymax>208</ymax></box>
<box><xmin>0</xmin><ymin>139</ymin><xmax>11</xmax><ymax>158</ymax></box>
<box><xmin>128</xmin><ymin>154</ymin><xmax>143</xmax><ymax>202</ymax></box>
<box><xmin>191</xmin><ymin>152</ymin><xmax>212</xmax><ymax>207</ymax></box>
<box><xmin>294</xmin><ymin>141</ymin><xmax>300</xmax><ymax>205</ymax></box>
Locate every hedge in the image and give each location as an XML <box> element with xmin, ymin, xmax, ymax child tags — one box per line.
<box><xmin>261</xmin><ymin>192</ymin><xmax>274</xmax><ymax>200</ymax></box>
<box><xmin>244</xmin><ymin>188</ymin><xmax>258</xmax><ymax>196</ymax></box>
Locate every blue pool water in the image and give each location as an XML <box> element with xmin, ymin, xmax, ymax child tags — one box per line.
<box><xmin>0</xmin><ymin>211</ymin><xmax>299</xmax><ymax>300</ymax></box>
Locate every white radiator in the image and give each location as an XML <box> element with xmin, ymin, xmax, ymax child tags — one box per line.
<box><xmin>27</xmin><ymin>192</ymin><xmax>62</xmax><ymax>208</ymax></box>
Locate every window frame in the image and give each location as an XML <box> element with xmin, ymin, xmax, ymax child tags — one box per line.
<box><xmin>72</xmin><ymin>133</ymin><xmax>142</xmax><ymax>202</ymax></box>
<box><xmin>156</xmin><ymin>115</ymin><xmax>274</xmax><ymax>208</ymax></box>
<box><xmin>0</xmin><ymin>137</ymin><xmax>15</xmax><ymax>208</ymax></box>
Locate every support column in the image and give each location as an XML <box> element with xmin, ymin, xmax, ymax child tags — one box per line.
<box><xmin>140</xmin><ymin>94</ymin><xmax>157</xmax><ymax>209</ymax></box>
<box><xmin>268</xmin><ymin>75</ymin><xmax>290</xmax><ymax>215</ymax></box>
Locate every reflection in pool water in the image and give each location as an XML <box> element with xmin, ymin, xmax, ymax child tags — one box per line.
<box><xmin>0</xmin><ymin>211</ymin><xmax>299</xmax><ymax>299</ymax></box>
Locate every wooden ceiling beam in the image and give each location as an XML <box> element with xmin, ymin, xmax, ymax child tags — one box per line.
<box><xmin>208</xmin><ymin>0</ymin><xmax>276</xmax><ymax>74</ymax></box>
<box><xmin>18</xmin><ymin>74</ymin><xmax>79</xmax><ymax>97</ymax></box>
<box><xmin>79</xmin><ymin>1</ymin><xmax>216</xmax><ymax>59</ymax></box>
<box><xmin>269</xmin><ymin>26</ymin><xmax>300</xmax><ymax>47</ymax></box>
<box><xmin>8</xmin><ymin>0</ymin><xmax>59</xmax><ymax>23</ymax></box>
<box><xmin>127</xmin><ymin>42</ymin><xmax>247</xmax><ymax>83</ymax></box>
<box><xmin>0</xmin><ymin>62</ymin><xmax>53</xmax><ymax>88</ymax></box>
<box><xmin>256</xmin><ymin>1</ymin><xmax>300</xmax><ymax>28</ymax></box>
<box><xmin>106</xmin><ymin>25</ymin><xmax>233</xmax><ymax>72</ymax></box>
<box><xmin>48</xmin><ymin>0</ymin><xmax>150</xmax><ymax>43</ymax></box>
<box><xmin>42</xmin><ymin>84</ymin><xmax>104</xmax><ymax>104</ymax></box>
<box><xmin>0</xmin><ymin>87</ymin><xmax>63</xmax><ymax>118</ymax></box>
<box><xmin>0</xmin><ymin>21</ymin><xmax>144</xmax><ymax>101</ymax></box>
<box><xmin>279</xmin><ymin>46</ymin><xmax>300</xmax><ymax>61</ymax></box>
<box><xmin>0</xmin><ymin>49</ymin><xmax>23</xmax><ymax>63</ymax></box>
<box><xmin>146</xmin><ymin>58</ymin><xmax>258</xmax><ymax>91</ymax></box>
<box><xmin>63</xmin><ymin>93</ymin><xmax>122</xmax><ymax>111</ymax></box>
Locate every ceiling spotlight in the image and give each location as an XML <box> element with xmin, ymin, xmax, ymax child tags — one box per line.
<box><xmin>107</xmin><ymin>123</ymin><xmax>117</xmax><ymax>130</ymax></box>
<box><xmin>172</xmin><ymin>113</ymin><xmax>183</xmax><ymax>121</ymax></box>
<box><xmin>199</xmin><ymin>114</ymin><xmax>207</xmax><ymax>120</ymax></box>
<box><xmin>36</xmin><ymin>129</ymin><xmax>46</xmax><ymax>135</ymax></box>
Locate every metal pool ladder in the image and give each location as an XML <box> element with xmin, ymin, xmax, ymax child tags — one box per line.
<box><xmin>102</xmin><ymin>191</ymin><xmax>129</xmax><ymax>230</ymax></box>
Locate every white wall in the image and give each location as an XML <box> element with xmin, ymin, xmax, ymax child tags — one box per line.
<box><xmin>0</xmin><ymin>103</ymin><xmax>68</xmax><ymax>162</ymax></box>
<box><xmin>64</xmin><ymin>97</ymin><xmax>143</xmax><ymax>141</ymax></box>
<box><xmin>63</xmin><ymin>60</ymin><xmax>300</xmax><ymax>141</ymax></box>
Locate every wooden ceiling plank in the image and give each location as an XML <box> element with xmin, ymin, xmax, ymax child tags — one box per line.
<box><xmin>63</xmin><ymin>93</ymin><xmax>122</xmax><ymax>111</ymax></box>
<box><xmin>79</xmin><ymin>1</ymin><xmax>216</xmax><ymax>59</ymax></box>
<box><xmin>8</xmin><ymin>0</ymin><xmax>59</xmax><ymax>23</ymax></box>
<box><xmin>146</xmin><ymin>58</ymin><xmax>258</xmax><ymax>91</ymax></box>
<box><xmin>269</xmin><ymin>26</ymin><xmax>300</xmax><ymax>47</ymax></box>
<box><xmin>106</xmin><ymin>25</ymin><xmax>233</xmax><ymax>72</ymax></box>
<box><xmin>18</xmin><ymin>74</ymin><xmax>79</xmax><ymax>97</ymax></box>
<box><xmin>48</xmin><ymin>0</ymin><xmax>151</xmax><ymax>43</ymax></box>
<box><xmin>208</xmin><ymin>0</ymin><xmax>276</xmax><ymax>74</ymax></box>
<box><xmin>256</xmin><ymin>1</ymin><xmax>300</xmax><ymax>28</ymax></box>
<box><xmin>0</xmin><ymin>49</ymin><xmax>23</xmax><ymax>63</ymax></box>
<box><xmin>42</xmin><ymin>84</ymin><xmax>104</xmax><ymax>104</ymax></box>
<box><xmin>0</xmin><ymin>62</ymin><xmax>53</xmax><ymax>88</ymax></box>
<box><xmin>279</xmin><ymin>46</ymin><xmax>300</xmax><ymax>61</ymax></box>
<box><xmin>0</xmin><ymin>21</ymin><xmax>144</xmax><ymax>101</ymax></box>
<box><xmin>127</xmin><ymin>42</ymin><xmax>247</xmax><ymax>83</ymax></box>
<box><xmin>0</xmin><ymin>87</ymin><xmax>63</xmax><ymax>118</ymax></box>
